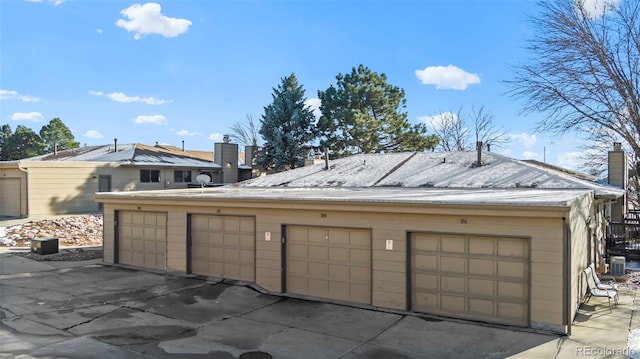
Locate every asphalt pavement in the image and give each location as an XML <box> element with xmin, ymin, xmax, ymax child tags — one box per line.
<box><xmin>0</xmin><ymin>248</ymin><xmax>638</xmax><ymax>358</ymax></box>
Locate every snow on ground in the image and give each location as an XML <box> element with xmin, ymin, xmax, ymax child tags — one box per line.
<box><xmin>0</xmin><ymin>226</ymin><xmax>16</xmax><ymax>246</ymax></box>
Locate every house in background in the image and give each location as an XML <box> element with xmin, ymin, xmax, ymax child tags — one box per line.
<box><xmin>95</xmin><ymin>144</ymin><xmax>627</xmax><ymax>334</ymax></box>
<box><xmin>0</xmin><ymin>138</ymin><xmax>253</xmax><ymax>217</ymax></box>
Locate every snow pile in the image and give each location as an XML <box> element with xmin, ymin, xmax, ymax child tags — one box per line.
<box><xmin>0</xmin><ymin>227</ymin><xmax>17</xmax><ymax>246</ymax></box>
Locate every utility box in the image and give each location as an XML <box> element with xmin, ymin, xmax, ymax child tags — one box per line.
<box><xmin>31</xmin><ymin>238</ymin><xmax>59</xmax><ymax>255</ymax></box>
<box><xmin>611</xmin><ymin>256</ymin><xmax>626</xmax><ymax>276</ymax></box>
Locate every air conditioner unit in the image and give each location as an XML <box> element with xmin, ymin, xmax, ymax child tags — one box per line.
<box><xmin>611</xmin><ymin>256</ymin><xmax>626</xmax><ymax>276</ymax></box>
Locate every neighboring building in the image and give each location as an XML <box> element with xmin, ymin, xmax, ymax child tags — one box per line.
<box><xmin>94</xmin><ymin>147</ymin><xmax>627</xmax><ymax>334</ymax></box>
<box><xmin>0</xmin><ymin>139</ymin><xmax>252</xmax><ymax>217</ymax></box>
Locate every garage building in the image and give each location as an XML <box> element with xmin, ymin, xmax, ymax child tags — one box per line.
<box><xmin>95</xmin><ymin>149</ymin><xmax>626</xmax><ymax>334</ymax></box>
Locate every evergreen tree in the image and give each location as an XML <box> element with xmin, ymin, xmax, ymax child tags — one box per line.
<box><xmin>0</xmin><ymin>124</ymin><xmax>11</xmax><ymax>156</ymax></box>
<box><xmin>258</xmin><ymin>73</ymin><xmax>317</xmax><ymax>172</ymax></box>
<box><xmin>0</xmin><ymin>125</ymin><xmax>45</xmax><ymax>160</ymax></box>
<box><xmin>318</xmin><ymin>65</ymin><xmax>438</xmax><ymax>158</ymax></box>
<box><xmin>39</xmin><ymin>117</ymin><xmax>79</xmax><ymax>152</ymax></box>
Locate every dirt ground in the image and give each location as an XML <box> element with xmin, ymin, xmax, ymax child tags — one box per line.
<box><xmin>0</xmin><ymin>215</ymin><xmax>103</xmax><ymax>261</ymax></box>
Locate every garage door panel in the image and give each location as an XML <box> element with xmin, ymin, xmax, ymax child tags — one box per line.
<box><xmin>498</xmin><ymin>261</ymin><xmax>527</xmax><ymax>278</ymax></box>
<box><xmin>309</xmin><ymin>229</ymin><xmax>327</xmax><ymax>243</ymax></box>
<box><xmin>329</xmin><ymin>247</ymin><xmax>348</xmax><ymax>261</ymax></box>
<box><xmin>118</xmin><ymin>211</ymin><xmax>166</xmax><ymax>271</ymax></box>
<box><xmin>309</xmin><ymin>245</ymin><xmax>327</xmax><ymax>260</ymax></box>
<box><xmin>498</xmin><ymin>240</ymin><xmax>527</xmax><ymax>257</ymax></box>
<box><xmin>498</xmin><ymin>301</ymin><xmax>527</xmax><ymax>319</ymax></box>
<box><xmin>414</xmin><ymin>254</ymin><xmax>438</xmax><ymax>270</ymax></box>
<box><xmin>468</xmin><ymin>278</ymin><xmax>495</xmax><ymax>296</ymax></box>
<box><xmin>308</xmin><ymin>262</ymin><xmax>328</xmax><ymax>277</ymax></box>
<box><xmin>412</xmin><ymin>233</ymin><xmax>529</xmax><ymax>327</ymax></box>
<box><xmin>329</xmin><ymin>264</ymin><xmax>348</xmax><ymax>280</ymax></box>
<box><xmin>286</xmin><ymin>225</ymin><xmax>371</xmax><ymax>305</ymax></box>
<box><xmin>441</xmin><ymin>295</ymin><xmax>465</xmax><ymax>312</ymax></box>
<box><xmin>189</xmin><ymin>215</ymin><xmax>255</xmax><ymax>282</ymax></box>
<box><xmin>441</xmin><ymin>237</ymin><xmax>465</xmax><ymax>253</ymax></box>
<box><xmin>329</xmin><ymin>230</ymin><xmax>348</xmax><ymax>244</ymax></box>
<box><xmin>469</xmin><ymin>298</ymin><xmax>494</xmax><ymax>316</ymax></box>
<box><xmin>469</xmin><ymin>238</ymin><xmax>495</xmax><ymax>255</ymax></box>
<box><xmin>349</xmin><ymin>230</ymin><xmax>370</xmax><ymax>246</ymax></box>
<box><xmin>440</xmin><ymin>257</ymin><xmax>466</xmax><ymax>273</ymax></box>
<box><xmin>350</xmin><ymin>248</ymin><xmax>370</xmax><ymax>263</ymax></box>
<box><xmin>468</xmin><ymin>259</ymin><xmax>494</xmax><ymax>275</ymax></box>
<box><xmin>499</xmin><ymin>282</ymin><xmax>527</xmax><ymax>299</ymax></box>
<box><xmin>441</xmin><ymin>276</ymin><xmax>466</xmax><ymax>293</ymax></box>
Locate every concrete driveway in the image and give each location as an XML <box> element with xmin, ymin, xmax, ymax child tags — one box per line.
<box><xmin>0</xmin><ymin>253</ymin><xmax>636</xmax><ymax>358</ymax></box>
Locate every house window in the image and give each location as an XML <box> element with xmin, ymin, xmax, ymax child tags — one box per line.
<box><xmin>174</xmin><ymin>170</ymin><xmax>192</xmax><ymax>183</ymax></box>
<box><xmin>140</xmin><ymin>169</ymin><xmax>160</xmax><ymax>183</ymax></box>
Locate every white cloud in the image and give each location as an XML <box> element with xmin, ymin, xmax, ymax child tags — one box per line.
<box><xmin>0</xmin><ymin>89</ymin><xmax>39</xmax><ymax>102</ymax></box>
<box><xmin>132</xmin><ymin>114</ymin><xmax>167</xmax><ymax>125</ymax></box>
<box><xmin>96</xmin><ymin>29</ymin><xmax>103</xmax><ymax>34</ymax></box>
<box><xmin>208</xmin><ymin>132</ymin><xmax>224</xmax><ymax>142</ymax></box>
<box><xmin>88</xmin><ymin>90</ymin><xmax>103</xmax><ymax>96</ymax></box>
<box><xmin>84</xmin><ymin>130</ymin><xmax>103</xmax><ymax>139</ymax></box>
<box><xmin>25</xmin><ymin>0</ymin><xmax>63</xmax><ymax>5</ymax></box>
<box><xmin>304</xmin><ymin>98</ymin><xmax>321</xmax><ymax>119</ymax></box>
<box><xmin>578</xmin><ymin>0</ymin><xmax>621</xmax><ymax>19</ymax></box>
<box><xmin>106</xmin><ymin>92</ymin><xmax>170</xmax><ymax>105</ymax></box>
<box><xmin>510</xmin><ymin>132</ymin><xmax>537</xmax><ymax>149</ymax></box>
<box><xmin>415</xmin><ymin>65</ymin><xmax>480</xmax><ymax>90</ymax></box>
<box><xmin>10</xmin><ymin>112</ymin><xmax>43</xmax><ymax>122</ymax></box>
<box><xmin>116</xmin><ymin>3</ymin><xmax>192</xmax><ymax>40</ymax></box>
<box><xmin>418</xmin><ymin>112</ymin><xmax>459</xmax><ymax>130</ymax></box>
<box><xmin>176</xmin><ymin>129</ymin><xmax>199</xmax><ymax>136</ymax></box>
<box><xmin>522</xmin><ymin>151</ymin><xmax>539</xmax><ymax>160</ymax></box>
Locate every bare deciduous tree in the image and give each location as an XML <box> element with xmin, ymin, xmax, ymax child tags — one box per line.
<box><xmin>508</xmin><ymin>0</ymin><xmax>640</xmax><ymax>177</ymax></box>
<box><xmin>228</xmin><ymin>114</ymin><xmax>261</xmax><ymax>146</ymax></box>
<box><xmin>429</xmin><ymin>106</ymin><xmax>509</xmax><ymax>151</ymax></box>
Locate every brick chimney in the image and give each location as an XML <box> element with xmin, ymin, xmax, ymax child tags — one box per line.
<box><xmin>608</xmin><ymin>142</ymin><xmax>627</xmax><ymax>222</ymax></box>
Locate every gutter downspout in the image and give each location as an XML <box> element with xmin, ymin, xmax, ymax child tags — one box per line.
<box><xmin>563</xmin><ymin>216</ymin><xmax>572</xmax><ymax>335</ymax></box>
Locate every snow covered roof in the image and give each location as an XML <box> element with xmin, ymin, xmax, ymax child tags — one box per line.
<box><xmin>241</xmin><ymin>151</ymin><xmax>625</xmax><ymax>199</ymax></box>
<box><xmin>22</xmin><ymin>143</ymin><xmax>221</xmax><ymax>170</ymax></box>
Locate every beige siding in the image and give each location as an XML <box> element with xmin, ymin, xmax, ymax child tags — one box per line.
<box><xmin>96</xmin><ymin>195</ymin><xmax>573</xmax><ymax>333</ymax></box>
<box><xmin>568</xmin><ymin>194</ymin><xmax>593</xmax><ymax>329</ymax></box>
<box><xmin>23</xmin><ymin>162</ymin><xmax>112</xmax><ymax>215</ymax></box>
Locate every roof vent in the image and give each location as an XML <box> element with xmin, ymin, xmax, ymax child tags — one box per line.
<box><xmin>114</xmin><ymin>138</ymin><xmax>118</xmax><ymax>152</ymax></box>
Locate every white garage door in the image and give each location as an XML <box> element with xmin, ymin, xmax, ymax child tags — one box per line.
<box><xmin>0</xmin><ymin>178</ymin><xmax>21</xmax><ymax>217</ymax></box>
<box><xmin>118</xmin><ymin>211</ymin><xmax>167</xmax><ymax>270</ymax></box>
<box><xmin>286</xmin><ymin>225</ymin><xmax>371</xmax><ymax>305</ymax></box>
<box><xmin>190</xmin><ymin>214</ymin><xmax>255</xmax><ymax>281</ymax></box>
<box><xmin>411</xmin><ymin>233</ymin><xmax>529</xmax><ymax>326</ymax></box>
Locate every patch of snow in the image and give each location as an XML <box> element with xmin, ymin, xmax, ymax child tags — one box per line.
<box><xmin>0</xmin><ymin>227</ymin><xmax>16</xmax><ymax>246</ymax></box>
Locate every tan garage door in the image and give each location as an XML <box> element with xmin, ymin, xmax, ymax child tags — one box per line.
<box><xmin>0</xmin><ymin>178</ymin><xmax>21</xmax><ymax>217</ymax></box>
<box><xmin>118</xmin><ymin>211</ymin><xmax>167</xmax><ymax>270</ymax></box>
<box><xmin>190</xmin><ymin>214</ymin><xmax>255</xmax><ymax>281</ymax></box>
<box><xmin>286</xmin><ymin>225</ymin><xmax>371</xmax><ymax>305</ymax></box>
<box><xmin>411</xmin><ymin>233</ymin><xmax>529</xmax><ymax>326</ymax></box>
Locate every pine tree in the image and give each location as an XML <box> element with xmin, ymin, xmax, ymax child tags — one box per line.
<box><xmin>0</xmin><ymin>125</ymin><xmax>45</xmax><ymax>160</ymax></box>
<box><xmin>258</xmin><ymin>73</ymin><xmax>317</xmax><ymax>172</ymax></box>
<box><xmin>318</xmin><ymin>65</ymin><xmax>438</xmax><ymax>158</ymax></box>
<box><xmin>39</xmin><ymin>117</ymin><xmax>79</xmax><ymax>153</ymax></box>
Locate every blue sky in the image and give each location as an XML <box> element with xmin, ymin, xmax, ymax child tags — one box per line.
<box><xmin>0</xmin><ymin>0</ymin><xmax>590</xmax><ymax>168</ymax></box>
